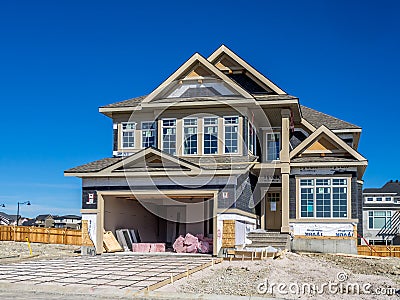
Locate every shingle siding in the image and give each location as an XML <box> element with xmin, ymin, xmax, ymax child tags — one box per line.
<box><xmin>289</xmin><ymin>176</ymin><xmax>296</xmax><ymax>219</ymax></box>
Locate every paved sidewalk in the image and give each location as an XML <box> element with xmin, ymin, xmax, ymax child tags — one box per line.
<box><xmin>0</xmin><ymin>254</ymin><xmax>215</xmax><ymax>294</ymax></box>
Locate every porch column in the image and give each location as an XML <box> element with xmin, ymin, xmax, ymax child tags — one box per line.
<box><xmin>280</xmin><ymin>109</ymin><xmax>291</xmax><ymax>233</ymax></box>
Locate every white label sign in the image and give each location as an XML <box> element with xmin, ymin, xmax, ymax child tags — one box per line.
<box><xmin>291</xmin><ymin>223</ymin><xmax>355</xmax><ymax>237</ymax></box>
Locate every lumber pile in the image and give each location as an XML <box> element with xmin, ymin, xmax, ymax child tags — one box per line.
<box><xmin>173</xmin><ymin>233</ymin><xmax>213</xmax><ymax>254</ymax></box>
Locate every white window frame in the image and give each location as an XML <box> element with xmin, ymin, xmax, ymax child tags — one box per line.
<box><xmin>121</xmin><ymin>122</ymin><xmax>136</xmax><ymax>149</ymax></box>
<box><xmin>161</xmin><ymin>118</ymin><xmax>177</xmax><ymax>155</ymax></box>
<box><xmin>182</xmin><ymin>117</ymin><xmax>198</xmax><ymax>155</ymax></box>
<box><xmin>223</xmin><ymin>116</ymin><xmax>239</xmax><ymax>154</ymax></box>
<box><xmin>203</xmin><ymin>117</ymin><xmax>219</xmax><ymax>155</ymax></box>
<box><xmin>248</xmin><ymin>121</ymin><xmax>256</xmax><ymax>155</ymax></box>
<box><xmin>266</xmin><ymin>132</ymin><xmax>281</xmax><ymax>161</ymax></box>
<box><xmin>368</xmin><ymin>210</ymin><xmax>392</xmax><ymax>230</ymax></box>
<box><xmin>141</xmin><ymin>121</ymin><xmax>156</xmax><ymax>149</ymax></box>
<box><xmin>298</xmin><ymin>177</ymin><xmax>349</xmax><ymax>219</ymax></box>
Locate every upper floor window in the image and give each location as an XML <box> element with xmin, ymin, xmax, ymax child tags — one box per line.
<box><xmin>376</xmin><ymin>197</ymin><xmax>382</xmax><ymax>201</ymax></box>
<box><xmin>162</xmin><ymin>119</ymin><xmax>176</xmax><ymax>155</ymax></box>
<box><xmin>385</xmin><ymin>197</ymin><xmax>392</xmax><ymax>202</ymax></box>
<box><xmin>366</xmin><ymin>197</ymin><xmax>373</xmax><ymax>202</ymax></box>
<box><xmin>142</xmin><ymin>121</ymin><xmax>156</xmax><ymax>148</ymax></box>
<box><xmin>224</xmin><ymin>116</ymin><xmax>239</xmax><ymax>154</ymax></box>
<box><xmin>121</xmin><ymin>122</ymin><xmax>136</xmax><ymax>148</ymax></box>
<box><xmin>248</xmin><ymin>122</ymin><xmax>256</xmax><ymax>154</ymax></box>
<box><xmin>204</xmin><ymin>117</ymin><xmax>218</xmax><ymax>155</ymax></box>
<box><xmin>368</xmin><ymin>211</ymin><xmax>391</xmax><ymax>229</ymax></box>
<box><xmin>266</xmin><ymin>133</ymin><xmax>280</xmax><ymax>161</ymax></box>
<box><xmin>183</xmin><ymin>118</ymin><xmax>198</xmax><ymax>155</ymax></box>
<box><xmin>299</xmin><ymin>178</ymin><xmax>348</xmax><ymax>219</ymax></box>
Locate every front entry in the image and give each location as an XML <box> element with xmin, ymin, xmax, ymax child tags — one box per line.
<box><xmin>266</xmin><ymin>192</ymin><xmax>282</xmax><ymax>231</ymax></box>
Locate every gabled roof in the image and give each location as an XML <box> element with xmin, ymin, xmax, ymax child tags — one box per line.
<box><xmin>141</xmin><ymin>52</ymin><xmax>253</xmax><ymax>104</ymax></box>
<box><xmin>290</xmin><ymin>125</ymin><xmax>367</xmax><ymax>162</ymax></box>
<box><xmin>364</xmin><ymin>181</ymin><xmax>400</xmax><ymax>195</ymax></box>
<box><xmin>301</xmin><ymin>106</ymin><xmax>360</xmax><ymax>131</ymax></box>
<box><xmin>208</xmin><ymin>45</ymin><xmax>286</xmax><ymax>95</ymax></box>
<box><xmin>0</xmin><ymin>212</ymin><xmax>16</xmax><ymax>222</ymax></box>
<box><xmin>65</xmin><ymin>157</ymin><xmax>123</xmax><ymax>173</ymax></box>
<box><xmin>36</xmin><ymin>214</ymin><xmax>53</xmax><ymax>221</ymax></box>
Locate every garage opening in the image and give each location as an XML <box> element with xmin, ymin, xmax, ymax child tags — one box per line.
<box><xmin>103</xmin><ymin>193</ymin><xmax>214</xmax><ymax>253</ymax></box>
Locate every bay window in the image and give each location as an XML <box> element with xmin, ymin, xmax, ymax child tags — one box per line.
<box><xmin>224</xmin><ymin>116</ymin><xmax>239</xmax><ymax>154</ymax></box>
<box><xmin>141</xmin><ymin>121</ymin><xmax>156</xmax><ymax>148</ymax></box>
<box><xmin>121</xmin><ymin>122</ymin><xmax>136</xmax><ymax>148</ymax></box>
<box><xmin>203</xmin><ymin>117</ymin><xmax>218</xmax><ymax>154</ymax></box>
<box><xmin>162</xmin><ymin>119</ymin><xmax>176</xmax><ymax>155</ymax></box>
<box><xmin>183</xmin><ymin>118</ymin><xmax>198</xmax><ymax>155</ymax></box>
<box><xmin>266</xmin><ymin>133</ymin><xmax>280</xmax><ymax>161</ymax></box>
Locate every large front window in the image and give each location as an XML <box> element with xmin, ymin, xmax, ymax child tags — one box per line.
<box><xmin>142</xmin><ymin>121</ymin><xmax>156</xmax><ymax>148</ymax></box>
<box><xmin>204</xmin><ymin>117</ymin><xmax>218</xmax><ymax>154</ymax></box>
<box><xmin>368</xmin><ymin>211</ymin><xmax>392</xmax><ymax>229</ymax></box>
<box><xmin>300</xmin><ymin>178</ymin><xmax>348</xmax><ymax>218</ymax></box>
<box><xmin>266</xmin><ymin>133</ymin><xmax>280</xmax><ymax>161</ymax></box>
<box><xmin>162</xmin><ymin>119</ymin><xmax>176</xmax><ymax>155</ymax></box>
<box><xmin>121</xmin><ymin>122</ymin><xmax>136</xmax><ymax>148</ymax></box>
<box><xmin>183</xmin><ymin>118</ymin><xmax>198</xmax><ymax>155</ymax></box>
<box><xmin>224</xmin><ymin>116</ymin><xmax>238</xmax><ymax>154</ymax></box>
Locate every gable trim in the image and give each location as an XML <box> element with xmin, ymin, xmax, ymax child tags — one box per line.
<box><xmin>208</xmin><ymin>45</ymin><xmax>286</xmax><ymax>95</ymax></box>
<box><xmin>142</xmin><ymin>53</ymin><xmax>253</xmax><ymax>103</ymax></box>
<box><xmin>100</xmin><ymin>147</ymin><xmax>202</xmax><ymax>174</ymax></box>
<box><xmin>290</xmin><ymin>125</ymin><xmax>367</xmax><ymax>162</ymax></box>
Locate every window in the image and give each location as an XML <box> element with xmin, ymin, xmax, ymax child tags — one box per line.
<box><xmin>385</xmin><ymin>197</ymin><xmax>392</xmax><ymax>202</ymax></box>
<box><xmin>248</xmin><ymin>121</ymin><xmax>256</xmax><ymax>154</ymax></box>
<box><xmin>162</xmin><ymin>119</ymin><xmax>176</xmax><ymax>155</ymax></box>
<box><xmin>266</xmin><ymin>133</ymin><xmax>280</xmax><ymax>161</ymax></box>
<box><xmin>183</xmin><ymin>118</ymin><xmax>198</xmax><ymax>155</ymax></box>
<box><xmin>204</xmin><ymin>117</ymin><xmax>218</xmax><ymax>154</ymax></box>
<box><xmin>224</xmin><ymin>116</ymin><xmax>239</xmax><ymax>154</ymax></box>
<box><xmin>376</xmin><ymin>197</ymin><xmax>382</xmax><ymax>201</ymax></box>
<box><xmin>368</xmin><ymin>211</ymin><xmax>392</xmax><ymax>229</ymax></box>
<box><xmin>300</xmin><ymin>178</ymin><xmax>348</xmax><ymax>218</ymax></box>
<box><xmin>121</xmin><ymin>122</ymin><xmax>136</xmax><ymax>148</ymax></box>
<box><xmin>366</xmin><ymin>197</ymin><xmax>373</xmax><ymax>201</ymax></box>
<box><xmin>141</xmin><ymin>122</ymin><xmax>156</xmax><ymax>148</ymax></box>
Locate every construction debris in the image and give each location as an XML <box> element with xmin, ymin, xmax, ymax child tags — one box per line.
<box><xmin>103</xmin><ymin>231</ymin><xmax>123</xmax><ymax>253</ymax></box>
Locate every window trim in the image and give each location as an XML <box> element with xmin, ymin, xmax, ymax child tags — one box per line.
<box><xmin>266</xmin><ymin>131</ymin><xmax>281</xmax><ymax>161</ymax></box>
<box><xmin>182</xmin><ymin>117</ymin><xmax>198</xmax><ymax>155</ymax></box>
<box><xmin>368</xmin><ymin>210</ymin><xmax>392</xmax><ymax>230</ymax></box>
<box><xmin>202</xmin><ymin>116</ymin><xmax>219</xmax><ymax>155</ymax></box>
<box><xmin>297</xmin><ymin>177</ymin><xmax>350</xmax><ymax>219</ymax></box>
<box><xmin>161</xmin><ymin>118</ymin><xmax>177</xmax><ymax>155</ymax></box>
<box><xmin>121</xmin><ymin>122</ymin><xmax>137</xmax><ymax>149</ymax></box>
<box><xmin>141</xmin><ymin>121</ymin><xmax>156</xmax><ymax>149</ymax></box>
<box><xmin>223</xmin><ymin>116</ymin><xmax>240</xmax><ymax>155</ymax></box>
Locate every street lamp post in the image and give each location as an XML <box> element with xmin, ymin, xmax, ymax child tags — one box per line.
<box><xmin>16</xmin><ymin>201</ymin><xmax>31</xmax><ymax>226</ymax></box>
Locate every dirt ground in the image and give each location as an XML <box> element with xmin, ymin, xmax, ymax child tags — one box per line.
<box><xmin>159</xmin><ymin>252</ymin><xmax>400</xmax><ymax>299</ymax></box>
<box><xmin>0</xmin><ymin>241</ymin><xmax>80</xmax><ymax>264</ymax></box>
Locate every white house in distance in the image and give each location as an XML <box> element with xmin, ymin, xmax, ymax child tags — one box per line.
<box><xmin>65</xmin><ymin>45</ymin><xmax>367</xmax><ymax>255</ymax></box>
<box><xmin>362</xmin><ymin>180</ymin><xmax>400</xmax><ymax>245</ymax></box>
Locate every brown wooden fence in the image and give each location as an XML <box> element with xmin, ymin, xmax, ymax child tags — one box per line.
<box><xmin>0</xmin><ymin>225</ymin><xmax>83</xmax><ymax>246</ymax></box>
<box><xmin>357</xmin><ymin>245</ymin><xmax>400</xmax><ymax>258</ymax></box>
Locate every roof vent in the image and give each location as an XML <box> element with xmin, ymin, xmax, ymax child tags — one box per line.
<box><xmin>396</xmin><ymin>180</ymin><xmax>399</xmax><ymax>183</ymax></box>
<box><xmin>390</xmin><ymin>180</ymin><xmax>393</xmax><ymax>183</ymax></box>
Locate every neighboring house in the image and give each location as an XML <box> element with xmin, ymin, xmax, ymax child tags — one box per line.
<box><xmin>54</xmin><ymin>215</ymin><xmax>82</xmax><ymax>230</ymax></box>
<box><xmin>65</xmin><ymin>45</ymin><xmax>367</xmax><ymax>255</ymax></box>
<box><xmin>362</xmin><ymin>180</ymin><xmax>400</xmax><ymax>245</ymax></box>
<box><xmin>22</xmin><ymin>218</ymin><xmax>36</xmax><ymax>226</ymax></box>
<box><xmin>0</xmin><ymin>212</ymin><xmax>17</xmax><ymax>225</ymax></box>
<box><xmin>35</xmin><ymin>214</ymin><xmax>55</xmax><ymax>228</ymax></box>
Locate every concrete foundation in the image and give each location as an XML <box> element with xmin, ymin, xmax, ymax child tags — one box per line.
<box><xmin>291</xmin><ymin>238</ymin><xmax>357</xmax><ymax>254</ymax></box>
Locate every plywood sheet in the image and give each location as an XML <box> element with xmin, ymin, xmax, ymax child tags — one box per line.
<box><xmin>103</xmin><ymin>231</ymin><xmax>123</xmax><ymax>252</ymax></box>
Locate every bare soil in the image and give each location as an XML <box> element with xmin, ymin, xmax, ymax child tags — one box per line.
<box><xmin>159</xmin><ymin>252</ymin><xmax>400</xmax><ymax>299</ymax></box>
<box><xmin>0</xmin><ymin>241</ymin><xmax>80</xmax><ymax>264</ymax></box>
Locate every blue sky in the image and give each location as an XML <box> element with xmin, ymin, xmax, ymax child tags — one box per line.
<box><xmin>0</xmin><ymin>1</ymin><xmax>399</xmax><ymax>217</ymax></box>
